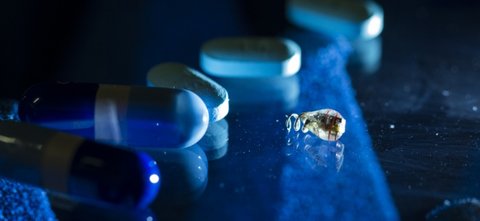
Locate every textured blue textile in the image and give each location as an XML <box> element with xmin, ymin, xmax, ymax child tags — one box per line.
<box><xmin>159</xmin><ymin>31</ymin><xmax>400</xmax><ymax>221</ymax></box>
<box><xmin>0</xmin><ymin>101</ymin><xmax>57</xmax><ymax>220</ymax></box>
<box><xmin>278</xmin><ymin>30</ymin><xmax>399</xmax><ymax>220</ymax></box>
<box><xmin>0</xmin><ymin>33</ymin><xmax>398</xmax><ymax>221</ymax></box>
<box><xmin>0</xmin><ymin>3</ymin><xmax>397</xmax><ymax>218</ymax></box>
<box><xmin>0</xmin><ymin>180</ymin><xmax>56</xmax><ymax>221</ymax></box>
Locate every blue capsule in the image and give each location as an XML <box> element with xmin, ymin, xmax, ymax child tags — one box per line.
<box><xmin>0</xmin><ymin>121</ymin><xmax>160</xmax><ymax>208</ymax></box>
<box><xmin>19</xmin><ymin>82</ymin><xmax>209</xmax><ymax>148</ymax></box>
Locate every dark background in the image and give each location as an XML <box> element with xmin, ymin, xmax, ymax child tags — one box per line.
<box><xmin>2</xmin><ymin>0</ymin><xmax>480</xmax><ymax>220</ymax></box>
<box><xmin>0</xmin><ymin>0</ymin><xmax>286</xmax><ymax>98</ymax></box>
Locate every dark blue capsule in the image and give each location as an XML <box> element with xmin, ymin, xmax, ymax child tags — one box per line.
<box><xmin>19</xmin><ymin>82</ymin><xmax>209</xmax><ymax>148</ymax></box>
<box><xmin>0</xmin><ymin>121</ymin><xmax>160</xmax><ymax>208</ymax></box>
<box><xmin>69</xmin><ymin>140</ymin><xmax>160</xmax><ymax>208</ymax></box>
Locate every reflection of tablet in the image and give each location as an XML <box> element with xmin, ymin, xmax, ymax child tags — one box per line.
<box><xmin>214</xmin><ymin>75</ymin><xmax>300</xmax><ymax>112</ymax></box>
<box><xmin>199</xmin><ymin>119</ymin><xmax>229</xmax><ymax>161</ymax></box>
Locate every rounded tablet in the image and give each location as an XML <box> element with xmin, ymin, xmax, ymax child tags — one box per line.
<box><xmin>200</xmin><ymin>37</ymin><xmax>301</xmax><ymax>78</ymax></box>
<box><xmin>287</xmin><ymin>0</ymin><xmax>384</xmax><ymax>40</ymax></box>
<box><xmin>147</xmin><ymin>63</ymin><xmax>229</xmax><ymax>122</ymax></box>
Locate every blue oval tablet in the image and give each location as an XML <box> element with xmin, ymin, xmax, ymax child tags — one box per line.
<box><xmin>287</xmin><ymin>0</ymin><xmax>384</xmax><ymax>40</ymax></box>
<box><xmin>200</xmin><ymin>37</ymin><xmax>301</xmax><ymax>78</ymax></box>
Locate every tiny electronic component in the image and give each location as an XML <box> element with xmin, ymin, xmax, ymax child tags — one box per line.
<box><xmin>200</xmin><ymin>37</ymin><xmax>301</xmax><ymax>77</ymax></box>
<box><xmin>286</xmin><ymin>108</ymin><xmax>346</xmax><ymax>141</ymax></box>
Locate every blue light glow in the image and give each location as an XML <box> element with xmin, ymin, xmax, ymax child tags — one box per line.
<box><xmin>149</xmin><ymin>174</ymin><xmax>160</xmax><ymax>184</ymax></box>
<box><xmin>367</xmin><ymin>15</ymin><xmax>383</xmax><ymax>37</ymax></box>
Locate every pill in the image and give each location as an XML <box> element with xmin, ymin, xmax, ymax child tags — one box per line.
<box><xmin>18</xmin><ymin>82</ymin><xmax>209</xmax><ymax>148</ymax></box>
<box><xmin>286</xmin><ymin>0</ymin><xmax>384</xmax><ymax>40</ymax></box>
<box><xmin>198</xmin><ymin>119</ymin><xmax>229</xmax><ymax>161</ymax></box>
<box><xmin>200</xmin><ymin>37</ymin><xmax>301</xmax><ymax>78</ymax></box>
<box><xmin>147</xmin><ymin>63</ymin><xmax>229</xmax><ymax>122</ymax></box>
<box><xmin>141</xmin><ymin>145</ymin><xmax>208</xmax><ymax>206</ymax></box>
<box><xmin>0</xmin><ymin>121</ymin><xmax>160</xmax><ymax>208</ymax></box>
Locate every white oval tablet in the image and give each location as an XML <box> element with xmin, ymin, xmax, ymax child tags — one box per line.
<box><xmin>287</xmin><ymin>0</ymin><xmax>384</xmax><ymax>40</ymax></box>
<box><xmin>147</xmin><ymin>63</ymin><xmax>229</xmax><ymax>122</ymax></box>
<box><xmin>200</xmin><ymin>37</ymin><xmax>301</xmax><ymax>78</ymax></box>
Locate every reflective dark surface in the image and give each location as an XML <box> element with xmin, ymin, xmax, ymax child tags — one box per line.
<box><xmin>350</xmin><ymin>1</ymin><xmax>480</xmax><ymax>220</ymax></box>
<box><xmin>2</xmin><ymin>0</ymin><xmax>480</xmax><ymax>220</ymax></box>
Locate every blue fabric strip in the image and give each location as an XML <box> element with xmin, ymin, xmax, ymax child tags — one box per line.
<box><xmin>0</xmin><ymin>100</ymin><xmax>56</xmax><ymax>220</ymax></box>
<box><xmin>279</xmin><ymin>30</ymin><xmax>399</xmax><ymax>220</ymax></box>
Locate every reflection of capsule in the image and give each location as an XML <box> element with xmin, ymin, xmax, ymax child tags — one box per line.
<box><xmin>142</xmin><ymin>145</ymin><xmax>208</xmax><ymax>206</ymax></box>
<box><xmin>0</xmin><ymin>121</ymin><xmax>160</xmax><ymax>208</ymax></box>
<box><xmin>18</xmin><ymin>82</ymin><xmax>209</xmax><ymax>148</ymax></box>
